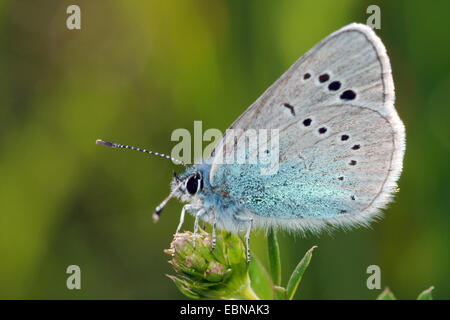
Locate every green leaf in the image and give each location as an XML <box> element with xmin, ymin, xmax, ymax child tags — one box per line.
<box><xmin>267</xmin><ymin>227</ymin><xmax>281</xmax><ymax>286</ymax></box>
<box><xmin>248</xmin><ymin>255</ymin><xmax>273</xmax><ymax>300</ymax></box>
<box><xmin>417</xmin><ymin>286</ymin><xmax>434</xmax><ymax>300</ymax></box>
<box><xmin>377</xmin><ymin>287</ymin><xmax>396</xmax><ymax>300</ymax></box>
<box><xmin>285</xmin><ymin>246</ymin><xmax>317</xmax><ymax>300</ymax></box>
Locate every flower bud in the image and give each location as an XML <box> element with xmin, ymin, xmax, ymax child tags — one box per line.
<box><xmin>165</xmin><ymin>230</ymin><xmax>257</xmax><ymax>299</ymax></box>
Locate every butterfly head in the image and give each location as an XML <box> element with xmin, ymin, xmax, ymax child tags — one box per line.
<box><xmin>171</xmin><ymin>168</ymin><xmax>204</xmax><ymax>202</ymax></box>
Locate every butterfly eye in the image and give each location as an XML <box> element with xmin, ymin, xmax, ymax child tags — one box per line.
<box><xmin>186</xmin><ymin>174</ymin><xmax>202</xmax><ymax>195</ymax></box>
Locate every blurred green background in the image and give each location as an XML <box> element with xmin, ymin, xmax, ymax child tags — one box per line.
<box><xmin>0</xmin><ymin>0</ymin><xmax>448</xmax><ymax>299</ymax></box>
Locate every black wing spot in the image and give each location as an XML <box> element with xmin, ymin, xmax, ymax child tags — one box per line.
<box><xmin>319</xmin><ymin>74</ymin><xmax>330</xmax><ymax>83</ymax></box>
<box><xmin>328</xmin><ymin>81</ymin><xmax>341</xmax><ymax>91</ymax></box>
<box><xmin>283</xmin><ymin>103</ymin><xmax>295</xmax><ymax>116</ymax></box>
<box><xmin>340</xmin><ymin>90</ymin><xmax>356</xmax><ymax>100</ymax></box>
<box><xmin>318</xmin><ymin>127</ymin><xmax>327</xmax><ymax>134</ymax></box>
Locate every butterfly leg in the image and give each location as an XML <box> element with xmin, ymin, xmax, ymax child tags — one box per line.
<box><xmin>211</xmin><ymin>221</ymin><xmax>217</xmax><ymax>252</ymax></box>
<box><xmin>245</xmin><ymin>218</ymin><xmax>253</xmax><ymax>263</ymax></box>
<box><xmin>193</xmin><ymin>209</ymin><xmax>206</xmax><ymax>249</ymax></box>
<box><xmin>235</xmin><ymin>216</ymin><xmax>253</xmax><ymax>263</ymax></box>
<box><xmin>211</xmin><ymin>210</ymin><xmax>217</xmax><ymax>252</ymax></box>
<box><xmin>176</xmin><ymin>204</ymin><xmax>192</xmax><ymax>234</ymax></box>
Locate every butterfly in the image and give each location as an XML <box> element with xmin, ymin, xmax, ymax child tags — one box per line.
<box><xmin>97</xmin><ymin>23</ymin><xmax>405</xmax><ymax>262</ymax></box>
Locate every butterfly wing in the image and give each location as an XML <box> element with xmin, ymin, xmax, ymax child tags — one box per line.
<box><xmin>208</xmin><ymin>23</ymin><xmax>405</xmax><ymax>233</ymax></box>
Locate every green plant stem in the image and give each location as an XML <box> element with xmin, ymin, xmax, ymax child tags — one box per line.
<box><xmin>238</xmin><ymin>278</ymin><xmax>261</xmax><ymax>300</ymax></box>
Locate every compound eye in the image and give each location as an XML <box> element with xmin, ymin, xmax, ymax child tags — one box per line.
<box><xmin>186</xmin><ymin>176</ymin><xmax>199</xmax><ymax>195</ymax></box>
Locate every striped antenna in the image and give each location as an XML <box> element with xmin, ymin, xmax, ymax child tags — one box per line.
<box><xmin>152</xmin><ymin>181</ymin><xmax>183</xmax><ymax>223</ymax></box>
<box><xmin>96</xmin><ymin>139</ymin><xmax>188</xmax><ymax>168</ymax></box>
